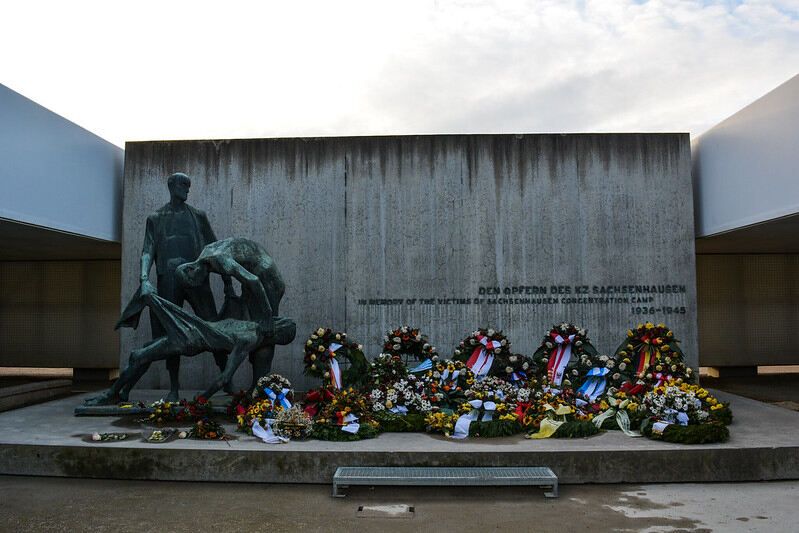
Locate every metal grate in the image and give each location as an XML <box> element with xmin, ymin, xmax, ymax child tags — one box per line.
<box><xmin>333</xmin><ymin>466</ymin><xmax>558</xmax><ymax>498</ymax></box>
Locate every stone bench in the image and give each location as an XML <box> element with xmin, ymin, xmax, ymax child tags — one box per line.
<box><xmin>332</xmin><ymin>466</ymin><xmax>558</xmax><ymax>498</ymax></box>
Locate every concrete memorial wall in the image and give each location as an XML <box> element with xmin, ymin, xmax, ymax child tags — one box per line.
<box><xmin>121</xmin><ymin>134</ymin><xmax>697</xmax><ymax>392</ymax></box>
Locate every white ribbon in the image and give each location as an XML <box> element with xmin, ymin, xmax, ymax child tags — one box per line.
<box><xmin>450</xmin><ymin>399</ymin><xmax>496</xmax><ymax>439</ymax></box>
<box><xmin>550</xmin><ymin>334</ymin><xmax>575</xmax><ymax>386</ymax></box>
<box><xmin>467</xmin><ymin>336</ymin><xmax>500</xmax><ymax>378</ymax></box>
<box><xmin>328</xmin><ymin>342</ymin><xmax>343</xmax><ymax>389</ymax></box>
<box><xmin>252</xmin><ymin>419</ymin><xmax>289</xmax><ymax>444</ymax></box>
<box><xmin>340</xmin><ymin>413</ymin><xmax>360</xmax><ymax>434</ymax></box>
<box><xmin>266</xmin><ymin>387</ymin><xmax>292</xmax><ymax>409</ymax></box>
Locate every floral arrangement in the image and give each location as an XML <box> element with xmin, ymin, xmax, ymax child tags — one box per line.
<box><xmin>491</xmin><ymin>352</ymin><xmax>536</xmax><ymax>384</ymax></box>
<box><xmin>235</xmin><ymin>398</ymin><xmax>275</xmax><ymax>434</ymax></box>
<box><xmin>614</xmin><ymin>323</ymin><xmax>694</xmax><ymax>389</ymax></box>
<box><xmin>369</xmin><ymin>376</ymin><xmax>429</xmax><ymax>414</ymax></box>
<box><xmin>311</xmin><ymin>387</ymin><xmax>379</xmax><ymax>441</ymax></box>
<box><xmin>418</xmin><ymin>359</ymin><xmax>475</xmax><ymax>411</ymax></box>
<box><xmin>142</xmin><ymin>397</ymin><xmax>213</xmax><ymax>425</ymax></box>
<box><xmin>367</xmin><ymin>353</ymin><xmax>409</xmax><ymax>387</ymax></box>
<box><xmin>532</xmin><ymin>323</ymin><xmax>597</xmax><ymax>388</ymax></box>
<box><xmin>523</xmin><ymin>389</ymin><xmax>599</xmax><ymax>439</ymax></box>
<box><xmin>302</xmin><ymin>387</ymin><xmax>336</xmax><ymax>418</ymax></box>
<box><xmin>272</xmin><ymin>406</ymin><xmax>313</xmax><ymax>440</ymax></box>
<box><xmin>188</xmin><ymin>418</ymin><xmax>228</xmax><ymax>440</ymax></box>
<box><xmin>638</xmin><ymin>381</ymin><xmax>731</xmax><ymax>443</ymax></box>
<box><xmin>382</xmin><ymin>326</ymin><xmax>438</xmax><ymax>365</ymax></box>
<box><xmin>303</xmin><ymin>327</ymin><xmax>368</xmax><ymax>389</ymax></box>
<box><xmin>252</xmin><ymin>373</ymin><xmax>293</xmax><ymax>407</ymax></box>
<box><xmin>454</xmin><ymin>328</ymin><xmax>512</xmax><ymax>378</ymax></box>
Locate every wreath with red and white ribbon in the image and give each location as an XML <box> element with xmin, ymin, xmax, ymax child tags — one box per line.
<box><xmin>303</xmin><ymin>327</ymin><xmax>367</xmax><ymax>389</ymax></box>
<box><xmin>613</xmin><ymin>322</ymin><xmax>694</xmax><ymax>391</ymax></box>
<box><xmin>453</xmin><ymin>328</ymin><xmax>511</xmax><ymax>378</ymax></box>
<box><xmin>532</xmin><ymin>323</ymin><xmax>597</xmax><ymax>388</ymax></box>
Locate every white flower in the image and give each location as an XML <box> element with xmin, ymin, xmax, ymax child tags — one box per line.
<box><xmin>522</xmin><ymin>362</ymin><xmax>529</xmax><ymax>370</ymax></box>
<box><xmin>509</xmin><ymin>355</ymin><xmax>518</xmax><ymax>363</ymax></box>
<box><xmin>487</xmin><ymin>329</ymin><xmax>495</xmax><ymax>336</ymax></box>
<box><xmin>505</xmin><ymin>366</ymin><xmax>513</xmax><ymax>374</ymax></box>
<box><xmin>572</xmin><ymin>369</ymin><xmax>578</xmax><ymax>376</ymax></box>
<box><xmin>393</xmin><ymin>344</ymin><xmax>401</xmax><ymax>351</ymax></box>
<box><xmin>575</xmin><ymin>340</ymin><xmax>583</xmax><ymax>347</ymax></box>
<box><xmin>501</xmin><ymin>339</ymin><xmax>508</xmax><ymax>346</ymax></box>
<box><xmin>401</xmin><ymin>326</ymin><xmax>408</xmax><ymax>333</ymax></box>
<box><xmin>606</xmin><ymin>360</ymin><xmax>615</xmax><ymax>369</ymax></box>
<box><xmin>91</xmin><ymin>433</ymin><xmax>101</xmax><ymax>441</ymax></box>
<box><xmin>612</xmin><ymin>373</ymin><xmax>621</xmax><ymax>381</ymax></box>
<box><xmin>393</xmin><ymin>337</ymin><xmax>401</xmax><ymax>343</ymax></box>
<box><xmin>545</xmin><ymin>342</ymin><xmax>553</xmax><ymax>349</ymax></box>
<box><xmin>599</xmin><ymin>355</ymin><xmax>609</xmax><ymax>362</ymax></box>
<box><xmin>578</xmin><ymin>329</ymin><xmax>586</xmax><ymax>337</ymax></box>
<box><xmin>618</xmin><ymin>363</ymin><xmax>627</xmax><ymax>371</ymax></box>
<box><xmin>316</xmin><ymin>328</ymin><xmax>325</xmax><ymax>336</ymax></box>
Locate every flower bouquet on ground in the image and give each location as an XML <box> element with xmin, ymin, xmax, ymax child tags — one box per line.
<box><xmin>369</xmin><ymin>375</ymin><xmax>430</xmax><ymax>432</ymax></box>
<box><xmin>310</xmin><ymin>387</ymin><xmax>380</xmax><ymax>441</ymax></box>
<box><xmin>532</xmin><ymin>323</ymin><xmax>598</xmax><ymax>389</ymax></box>
<box><xmin>272</xmin><ymin>406</ymin><xmax>313</xmax><ymax>440</ymax></box>
<box><xmin>188</xmin><ymin>418</ymin><xmax>230</xmax><ymax>440</ymax></box>
<box><xmin>235</xmin><ymin>397</ymin><xmax>276</xmax><ymax>434</ymax></box>
<box><xmin>522</xmin><ymin>389</ymin><xmax>600</xmax><ymax>439</ymax></box>
<box><xmin>453</xmin><ymin>328</ymin><xmax>511</xmax><ymax>379</ymax></box>
<box><xmin>639</xmin><ymin>381</ymin><xmax>732</xmax><ymax>444</ymax></box>
<box><xmin>426</xmin><ymin>376</ymin><xmax>522</xmax><ymax>439</ymax></box>
<box><xmin>613</xmin><ymin>323</ymin><xmax>695</xmax><ymax>392</ymax></box>
<box><xmin>140</xmin><ymin>396</ymin><xmax>213</xmax><ymax>425</ymax></box>
<box><xmin>418</xmin><ymin>359</ymin><xmax>474</xmax><ymax>412</ymax></box>
<box><xmin>382</xmin><ymin>326</ymin><xmax>438</xmax><ymax>372</ymax></box>
<box><xmin>304</xmin><ymin>327</ymin><xmax>369</xmax><ymax>389</ymax></box>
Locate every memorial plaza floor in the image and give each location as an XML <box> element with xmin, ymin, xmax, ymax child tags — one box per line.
<box><xmin>0</xmin><ymin>388</ymin><xmax>798</xmax><ymax>485</ymax></box>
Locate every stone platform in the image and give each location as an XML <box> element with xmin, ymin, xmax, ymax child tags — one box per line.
<box><xmin>0</xmin><ymin>390</ymin><xmax>797</xmax><ymax>485</ymax></box>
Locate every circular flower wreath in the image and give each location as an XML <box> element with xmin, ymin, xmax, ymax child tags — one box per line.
<box><xmin>491</xmin><ymin>352</ymin><xmax>536</xmax><ymax>384</ymax></box>
<box><xmin>639</xmin><ymin>381</ymin><xmax>731</xmax><ymax>444</ymax></box>
<box><xmin>418</xmin><ymin>359</ymin><xmax>475</xmax><ymax>411</ymax></box>
<box><xmin>571</xmin><ymin>353</ymin><xmax>626</xmax><ymax>403</ymax></box>
<box><xmin>383</xmin><ymin>326</ymin><xmax>438</xmax><ymax>363</ymax></box>
<box><xmin>532</xmin><ymin>323</ymin><xmax>597</xmax><ymax>389</ymax></box>
<box><xmin>453</xmin><ymin>328</ymin><xmax>511</xmax><ymax>377</ymax></box>
<box><xmin>252</xmin><ymin>373</ymin><xmax>293</xmax><ymax>405</ymax></box>
<box><xmin>613</xmin><ymin>322</ymin><xmax>695</xmax><ymax>390</ymax></box>
<box><xmin>303</xmin><ymin>327</ymin><xmax>368</xmax><ymax>388</ymax></box>
<box><xmin>368</xmin><ymin>353</ymin><xmax>409</xmax><ymax>387</ymax></box>
<box><xmin>312</xmin><ymin>387</ymin><xmax>380</xmax><ymax>441</ymax></box>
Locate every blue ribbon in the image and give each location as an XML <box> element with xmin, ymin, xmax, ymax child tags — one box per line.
<box><xmin>577</xmin><ymin>367</ymin><xmax>609</xmax><ymax>402</ymax></box>
<box><xmin>265</xmin><ymin>387</ymin><xmax>292</xmax><ymax>409</ymax></box>
<box><xmin>410</xmin><ymin>359</ymin><xmax>433</xmax><ymax>373</ymax></box>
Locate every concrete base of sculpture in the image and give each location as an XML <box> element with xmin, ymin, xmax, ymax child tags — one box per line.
<box><xmin>1</xmin><ymin>391</ymin><xmax>797</xmax><ymax>484</ymax></box>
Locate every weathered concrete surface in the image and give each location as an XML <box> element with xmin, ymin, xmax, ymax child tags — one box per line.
<box><xmin>122</xmin><ymin>135</ymin><xmax>697</xmax><ymax>392</ymax></box>
<box><xmin>1</xmin><ymin>391</ymin><xmax>796</xmax><ymax>484</ymax></box>
<box><xmin>3</xmin><ymin>477</ymin><xmax>797</xmax><ymax>533</ymax></box>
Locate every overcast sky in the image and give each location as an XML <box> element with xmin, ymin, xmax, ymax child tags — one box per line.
<box><xmin>2</xmin><ymin>0</ymin><xmax>798</xmax><ymax>147</ymax></box>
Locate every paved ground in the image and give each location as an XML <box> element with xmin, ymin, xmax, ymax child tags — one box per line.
<box><xmin>0</xmin><ymin>475</ymin><xmax>795</xmax><ymax>532</ymax></box>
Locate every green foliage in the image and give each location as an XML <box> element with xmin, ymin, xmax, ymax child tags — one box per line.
<box><xmin>552</xmin><ymin>420</ymin><xmax>601</xmax><ymax>439</ymax></box>
<box><xmin>468</xmin><ymin>419</ymin><xmax>524</xmax><ymax>438</ymax></box>
<box><xmin>310</xmin><ymin>422</ymin><xmax>380</xmax><ymax>441</ymax></box>
<box><xmin>641</xmin><ymin>419</ymin><xmax>729</xmax><ymax>444</ymax></box>
<box><xmin>374</xmin><ymin>411</ymin><xmax>427</xmax><ymax>433</ymax></box>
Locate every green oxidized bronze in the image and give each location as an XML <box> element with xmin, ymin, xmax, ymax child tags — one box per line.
<box><xmin>86</xmin><ymin>174</ymin><xmax>295</xmax><ymax>405</ymax></box>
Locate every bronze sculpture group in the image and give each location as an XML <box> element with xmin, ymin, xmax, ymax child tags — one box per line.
<box><xmin>86</xmin><ymin>173</ymin><xmax>295</xmax><ymax>406</ymax></box>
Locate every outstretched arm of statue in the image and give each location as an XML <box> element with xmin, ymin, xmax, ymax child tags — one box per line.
<box><xmin>220</xmin><ymin>258</ymin><xmax>274</xmax><ymax>335</ymax></box>
<box><xmin>140</xmin><ymin>218</ymin><xmax>157</xmax><ymax>295</ymax></box>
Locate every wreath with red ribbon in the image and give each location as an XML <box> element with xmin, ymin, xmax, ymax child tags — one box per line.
<box><xmin>613</xmin><ymin>322</ymin><xmax>694</xmax><ymax>390</ymax></box>
<box><xmin>531</xmin><ymin>323</ymin><xmax>597</xmax><ymax>388</ymax></box>
<box><xmin>453</xmin><ymin>328</ymin><xmax>511</xmax><ymax>378</ymax></box>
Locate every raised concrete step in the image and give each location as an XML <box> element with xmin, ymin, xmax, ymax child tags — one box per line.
<box><xmin>0</xmin><ymin>390</ymin><xmax>797</xmax><ymax>485</ymax></box>
<box><xmin>0</xmin><ymin>379</ymin><xmax>74</xmax><ymax>413</ymax></box>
